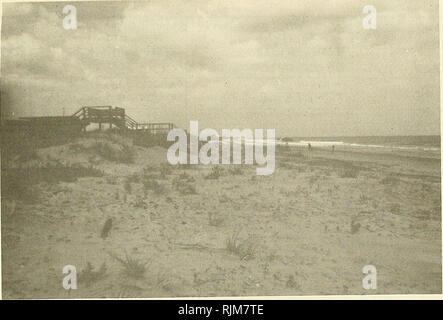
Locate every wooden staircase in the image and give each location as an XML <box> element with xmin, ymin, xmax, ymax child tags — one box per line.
<box><xmin>72</xmin><ymin>106</ymin><xmax>175</xmax><ymax>135</ymax></box>
<box><xmin>2</xmin><ymin>105</ymin><xmax>176</xmax><ymax>150</ymax></box>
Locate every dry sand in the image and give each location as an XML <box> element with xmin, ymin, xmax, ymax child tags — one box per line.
<box><xmin>1</xmin><ymin>134</ymin><xmax>441</xmax><ymax>298</ymax></box>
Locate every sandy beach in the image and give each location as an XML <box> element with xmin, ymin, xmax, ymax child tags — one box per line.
<box><xmin>1</xmin><ymin>133</ymin><xmax>441</xmax><ymax>298</ymax></box>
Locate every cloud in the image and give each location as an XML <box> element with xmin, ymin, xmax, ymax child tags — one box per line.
<box><xmin>1</xmin><ymin>0</ymin><xmax>440</xmax><ymax>135</ymax></box>
<box><xmin>2</xmin><ymin>2</ymin><xmax>33</xmax><ymax>16</ymax></box>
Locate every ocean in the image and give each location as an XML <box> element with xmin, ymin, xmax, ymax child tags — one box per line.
<box><xmin>277</xmin><ymin>135</ymin><xmax>440</xmax><ymax>152</ymax></box>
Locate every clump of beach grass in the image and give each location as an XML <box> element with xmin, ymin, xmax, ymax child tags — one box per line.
<box><xmin>143</xmin><ymin>178</ymin><xmax>166</xmax><ymax>195</ymax></box>
<box><xmin>2</xmin><ymin>165</ymin><xmax>103</xmax><ymax>203</ymax></box>
<box><xmin>228</xmin><ymin>166</ymin><xmax>244</xmax><ymax>175</ymax></box>
<box><xmin>91</xmin><ymin>141</ymin><xmax>135</xmax><ymax>164</ymax></box>
<box><xmin>172</xmin><ymin>175</ymin><xmax>197</xmax><ymax>195</ymax></box>
<box><xmin>174</xmin><ymin>181</ymin><xmax>197</xmax><ymax>195</ymax></box>
<box><xmin>178</xmin><ymin>172</ymin><xmax>195</xmax><ymax>182</ymax></box>
<box><xmin>112</xmin><ymin>251</ymin><xmax>150</xmax><ymax>280</ymax></box>
<box><xmin>78</xmin><ymin>262</ymin><xmax>107</xmax><ymax>287</ymax></box>
<box><xmin>205</xmin><ymin>166</ymin><xmax>223</xmax><ymax>180</ymax></box>
<box><xmin>359</xmin><ymin>193</ymin><xmax>370</xmax><ymax>203</ymax></box>
<box><xmin>177</xmin><ymin>163</ymin><xmax>197</xmax><ymax>170</ymax></box>
<box><xmin>225</xmin><ymin>230</ymin><xmax>257</xmax><ymax>260</ymax></box>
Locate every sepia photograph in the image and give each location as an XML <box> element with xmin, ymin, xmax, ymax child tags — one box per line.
<box><xmin>0</xmin><ymin>0</ymin><xmax>441</xmax><ymax>299</ymax></box>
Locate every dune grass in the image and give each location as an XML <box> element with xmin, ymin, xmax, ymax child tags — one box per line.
<box><xmin>78</xmin><ymin>262</ymin><xmax>107</xmax><ymax>287</ymax></box>
<box><xmin>225</xmin><ymin>230</ymin><xmax>256</xmax><ymax>260</ymax></box>
<box><xmin>112</xmin><ymin>251</ymin><xmax>150</xmax><ymax>280</ymax></box>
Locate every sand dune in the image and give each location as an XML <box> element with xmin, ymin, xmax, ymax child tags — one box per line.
<box><xmin>1</xmin><ymin>134</ymin><xmax>441</xmax><ymax>298</ymax></box>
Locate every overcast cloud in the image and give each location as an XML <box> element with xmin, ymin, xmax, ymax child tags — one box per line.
<box><xmin>1</xmin><ymin>0</ymin><xmax>440</xmax><ymax>136</ymax></box>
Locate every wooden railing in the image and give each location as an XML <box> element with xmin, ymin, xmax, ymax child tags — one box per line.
<box><xmin>72</xmin><ymin>106</ymin><xmax>175</xmax><ymax>135</ymax></box>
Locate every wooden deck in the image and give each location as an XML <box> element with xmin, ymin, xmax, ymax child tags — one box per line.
<box><xmin>2</xmin><ymin>106</ymin><xmax>176</xmax><ymax>149</ymax></box>
<box><xmin>73</xmin><ymin>106</ymin><xmax>175</xmax><ymax>134</ymax></box>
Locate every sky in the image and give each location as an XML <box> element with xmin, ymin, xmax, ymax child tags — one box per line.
<box><xmin>1</xmin><ymin>0</ymin><xmax>440</xmax><ymax>137</ymax></box>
